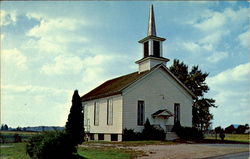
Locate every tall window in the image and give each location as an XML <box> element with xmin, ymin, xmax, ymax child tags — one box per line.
<box><xmin>144</xmin><ymin>41</ymin><xmax>149</xmax><ymax>57</ymax></box>
<box><xmin>153</xmin><ymin>40</ymin><xmax>160</xmax><ymax>57</ymax></box>
<box><xmin>94</xmin><ymin>102</ymin><xmax>99</xmax><ymax>126</ymax></box>
<box><xmin>174</xmin><ymin>103</ymin><xmax>180</xmax><ymax>123</ymax></box>
<box><xmin>137</xmin><ymin>101</ymin><xmax>145</xmax><ymax>125</ymax></box>
<box><xmin>107</xmin><ymin>99</ymin><xmax>113</xmax><ymax>125</ymax></box>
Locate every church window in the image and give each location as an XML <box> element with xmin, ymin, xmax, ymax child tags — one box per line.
<box><xmin>137</xmin><ymin>101</ymin><xmax>145</xmax><ymax>125</ymax></box>
<box><xmin>107</xmin><ymin>99</ymin><xmax>113</xmax><ymax>125</ymax></box>
<box><xmin>94</xmin><ymin>102</ymin><xmax>99</xmax><ymax>126</ymax></box>
<box><xmin>174</xmin><ymin>103</ymin><xmax>180</xmax><ymax>123</ymax></box>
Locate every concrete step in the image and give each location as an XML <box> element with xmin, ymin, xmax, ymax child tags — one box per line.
<box><xmin>165</xmin><ymin>132</ymin><xmax>179</xmax><ymax>141</ymax></box>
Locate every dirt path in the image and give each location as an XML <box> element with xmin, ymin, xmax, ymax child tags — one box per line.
<box><xmin>132</xmin><ymin>144</ymin><xmax>249</xmax><ymax>159</ymax></box>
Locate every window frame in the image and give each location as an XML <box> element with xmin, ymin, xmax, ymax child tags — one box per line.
<box><xmin>174</xmin><ymin>103</ymin><xmax>180</xmax><ymax>123</ymax></box>
<box><xmin>137</xmin><ymin>100</ymin><xmax>145</xmax><ymax>126</ymax></box>
<box><xmin>107</xmin><ymin>98</ymin><xmax>113</xmax><ymax>125</ymax></box>
<box><xmin>94</xmin><ymin>101</ymin><xmax>99</xmax><ymax>126</ymax></box>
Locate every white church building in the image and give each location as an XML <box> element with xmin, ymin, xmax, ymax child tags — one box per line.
<box><xmin>81</xmin><ymin>5</ymin><xmax>196</xmax><ymax>141</ymax></box>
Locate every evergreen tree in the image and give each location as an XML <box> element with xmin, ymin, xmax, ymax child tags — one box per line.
<box><xmin>169</xmin><ymin>59</ymin><xmax>217</xmax><ymax>131</ymax></box>
<box><xmin>65</xmin><ymin>90</ymin><xmax>84</xmax><ymax>145</ymax></box>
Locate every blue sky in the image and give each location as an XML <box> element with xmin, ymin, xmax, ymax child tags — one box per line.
<box><xmin>1</xmin><ymin>1</ymin><xmax>249</xmax><ymax>128</ymax></box>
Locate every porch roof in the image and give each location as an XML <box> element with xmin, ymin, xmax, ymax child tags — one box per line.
<box><xmin>152</xmin><ymin>109</ymin><xmax>174</xmax><ymax>118</ymax></box>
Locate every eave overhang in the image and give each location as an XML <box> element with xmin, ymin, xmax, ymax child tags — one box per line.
<box><xmin>135</xmin><ymin>56</ymin><xmax>169</xmax><ymax>64</ymax></box>
<box><xmin>138</xmin><ymin>35</ymin><xmax>166</xmax><ymax>43</ymax></box>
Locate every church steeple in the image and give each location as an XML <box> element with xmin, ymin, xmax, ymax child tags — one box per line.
<box><xmin>148</xmin><ymin>5</ymin><xmax>156</xmax><ymax>36</ymax></box>
<box><xmin>136</xmin><ymin>5</ymin><xmax>169</xmax><ymax>73</ymax></box>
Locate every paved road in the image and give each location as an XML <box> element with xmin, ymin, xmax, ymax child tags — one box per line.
<box><xmin>204</xmin><ymin>151</ymin><xmax>249</xmax><ymax>159</ymax></box>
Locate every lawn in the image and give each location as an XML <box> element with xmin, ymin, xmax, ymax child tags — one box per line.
<box><xmin>0</xmin><ymin>143</ymin><xmax>29</xmax><ymax>159</ymax></box>
<box><xmin>0</xmin><ymin>142</ymin><xmax>145</xmax><ymax>159</ymax></box>
<box><xmin>205</xmin><ymin>133</ymin><xmax>249</xmax><ymax>143</ymax></box>
<box><xmin>0</xmin><ymin>131</ymin><xmax>39</xmax><ymax>143</ymax></box>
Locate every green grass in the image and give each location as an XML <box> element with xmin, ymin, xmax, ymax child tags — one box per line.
<box><xmin>205</xmin><ymin>133</ymin><xmax>250</xmax><ymax>143</ymax></box>
<box><xmin>0</xmin><ymin>131</ymin><xmax>39</xmax><ymax>143</ymax></box>
<box><xmin>0</xmin><ymin>143</ymin><xmax>29</xmax><ymax>159</ymax></box>
<box><xmin>84</xmin><ymin>140</ymin><xmax>176</xmax><ymax>146</ymax></box>
<box><xmin>78</xmin><ymin>147</ymin><xmax>132</xmax><ymax>159</ymax></box>
<box><xmin>0</xmin><ymin>142</ymin><xmax>146</xmax><ymax>159</ymax></box>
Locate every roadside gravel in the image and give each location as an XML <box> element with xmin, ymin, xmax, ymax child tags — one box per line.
<box><xmin>132</xmin><ymin>144</ymin><xmax>249</xmax><ymax>159</ymax></box>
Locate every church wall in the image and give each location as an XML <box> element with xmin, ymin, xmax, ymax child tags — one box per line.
<box><xmin>82</xmin><ymin>94</ymin><xmax>123</xmax><ymax>137</ymax></box>
<box><xmin>122</xmin><ymin>68</ymin><xmax>193</xmax><ymax>133</ymax></box>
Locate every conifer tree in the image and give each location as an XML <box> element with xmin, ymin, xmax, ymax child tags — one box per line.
<box><xmin>170</xmin><ymin>59</ymin><xmax>217</xmax><ymax>131</ymax></box>
<box><xmin>65</xmin><ymin>90</ymin><xmax>84</xmax><ymax>145</ymax></box>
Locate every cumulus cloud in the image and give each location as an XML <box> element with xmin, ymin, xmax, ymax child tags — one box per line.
<box><xmin>238</xmin><ymin>29</ymin><xmax>250</xmax><ymax>48</ymax></box>
<box><xmin>207</xmin><ymin>62</ymin><xmax>250</xmax><ymax>85</ymax></box>
<box><xmin>1</xmin><ymin>33</ymin><xmax>4</xmax><ymax>41</ymax></box>
<box><xmin>200</xmin><ymin>30</ymin><xmax>229</xmax><ymax>45</ymax></box>
<box><xmin>188</xmin><ymin>7</ymin><xmax>249</xmax><ymax>32</ymax></box>
<box><xmin>0</xmin><ymin>10</ymin><xmax>17</xmax><ymax>26</ymax></box>
<box><xmin>207</xmin><ymin>62</ymin><xmax>250</xmax><ymax>127</ymax></box>
<box><xmin>2</xmin><ymin>48</ymin><xmax>27</xmax><ymax>70</ymax></box>
<box><xmin>2</xmin><ymin>84</ymin><xmax>71</xmax><ymax>95</ymax></box>
<box><xmin>206</xmin><ymin>51</ymin><xmax>228</xmax><ymax>63</ymax></box>
<box><xmin>41</xmin><ymin>54</ymin><xmax>113</xmax><ymax>75</ymax></box>
<box><xmin>25</xmin><ymin>15</ymin><xmax>88</xmax><ymax>53</ymax></box>
<box><xmin>41</xmin><ymin>55</ymin><xmax>84</xmax><ymax>75</ymax></box>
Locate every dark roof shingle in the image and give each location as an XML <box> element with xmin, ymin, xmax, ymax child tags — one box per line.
<box><xmin>81</xmin><ymin>71</ymin><xmax>149</xmax><ymax>101</ymax></box>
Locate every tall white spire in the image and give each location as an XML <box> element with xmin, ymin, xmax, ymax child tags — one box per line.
<box><xmin>147</xmin><ymin>4</ymin><xmax>156</xmax><ymax>36</ymax></box>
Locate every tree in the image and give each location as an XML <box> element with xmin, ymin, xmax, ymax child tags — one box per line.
<box><xmin>1</xmin><ymin>124</ymin><xmax>8</xmax><ymax>130</ymax></box>
<box><xmin>65</xmin><ymin>90</ymin><xmax>84</xmax><ymax>145</ymax></box>
<box><xmin>169</xmin><ymin>59</ymin><xmax>217</xmax><ymax>131</ymax></box>
<box><xmin>214</xmin><ymin>126</ymin><xmax>222</xmax><ymax>140</ymax></box>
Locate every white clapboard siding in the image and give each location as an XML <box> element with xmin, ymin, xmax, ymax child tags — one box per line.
<box><xmin>122</xmin><ymin>68</ymin><xmax>193</xmax><ymax>132</ymax></box>
<box><xmin>82</xmin><ymin>94</ymin><xmax>123</xmax><ymax>134</ymax></box>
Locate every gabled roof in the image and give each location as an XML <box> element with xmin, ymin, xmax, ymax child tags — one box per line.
<box><xmin>81</xmin><ymin>71</ymin><xmax>149</xmax><ymax>101</ymax></box>
<box><xmin>81</xmin><ymin>64</ymin><xmax>196</xmax><ymax>102</ymax></box>
<box><xmin>152</xmin><ymin>109</ymin><xmax>174</xmax><ymax>118</ymax></box>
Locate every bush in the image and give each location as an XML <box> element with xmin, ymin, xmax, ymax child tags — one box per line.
<box><xmin>123</xmin><ymin>119</ymin><xmax>165</xmax><ymax>141</ymax></box>
<box><xmin>14</xmin><ymin>133</ymin><xmax>22</xmax><ymax>143</ymax></box>
<box><xmin>142</xmin><ymin>119</ymin><xmax>165</xmax><ymax>140</ymax></box>
<box><xmin>123</xmin><ymin>129</ymin><xmax>144</xmax><ymax>141</ymax></box>
<box><xmin>26</xmin><ymin>131</ymin><xmax>80</xmax><ymax>159</ymax></box>
<box><xmin>172</xmin><ymin>121</ymin><xmax>203</xmax><ymax>140</ymax></box>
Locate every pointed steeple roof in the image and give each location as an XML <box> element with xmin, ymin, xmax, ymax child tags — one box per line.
<box><xmin>147</xmin><ymin>4</ymin><xmax>156</xmax><ymax>36</ymax></box>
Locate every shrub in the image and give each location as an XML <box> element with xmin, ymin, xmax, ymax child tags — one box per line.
<box><xmin>142</xmin><ymin>118</ymin><xmax>165</xmax><ymax>141</ymax></box>
<box><xmin>26</xmin><ymin>131</ymin><xmax>79</xmax><ymax>159</ymax></box>
<box><xmin>172</xmin><ymin>121</ymin><xmax>203</xmax><ymax>140</ymax></box>
<box><xmin>123</xmin><ymin>119</ymin><xmax>165</xmax><ymax>141</ymax></box>
<box><xmin>14</xmin><ymin>133</ymin><xmax>22</xmax><ymax>143</ymax></box>
<box><xmin>219</xmin><ymin>129</ymin><xmax>225</xmax><ymax>141</ymax></box>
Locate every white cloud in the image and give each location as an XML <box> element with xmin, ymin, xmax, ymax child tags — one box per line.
<box><xmin>188</xmin><ymin>10</ymin><xmax>226</xmax><ymax>31</ymax></box>
<box><xmin>41</xmin><ymin>55</ymin><xmax>83</xmax><ymax>75</ymax></box>
<box><xmin>1</xmin><ymin>33</ymin><xmax>4</xmax><ymax>41</ymax></box>
<box><xmin>238</xmin><ymin>29</ymin><xmax>250</xmax><ymax>48</ymax></box>
<box><xmin>0</xmin><ymin>10</ymin><xmax>17</xmax><ymax>26</ymax></box>
<box><xmin>207</xmin><ymin>62</ymin><xmax>250</xmax><ymax>86</ymax></box>
<box><xmin>182</xmin><ymin>42</ymin><xmax>214</xmax><ymax>53</ymax></box>
<box><xmin>2</xmin><ymin>48</ymin><xmax>27</xmax><ymax>70</ymax></box>
<box><xmin>41</xmin><ymin>54</ymin><xmax>113</xmax><ymax>75</ymax></box>
<box><xmin>207</xmin><ymin>51</ymin><xmax>228</xmax><ymax>63</ymax></box>
<box><xmin>200</xmin><ymin>30</ymin><xmax>229</xmax><ymax>45</ymax></box>
<box><xmin>2</xmin><ymin>84</ymin><xmax>71</xmax><ymax>95</ymax></box>
<box><xmin>188</xmin><ymin>7</ymin><xmax>249</xmax><ymax>32</ymax></box>
<box><xmin>25</xmin><ymin>15</ymin><xmax>88</xmax><ymax>53</ymax></box>
<box><xmin>207</xmin><ymin>62</ymin><xmax>250</xmax><ymax>127</ymax></box>
<box><xmin>183</xmin><ymin>42</ymin><xmax>201</xmax><ymax>52</ymax></box>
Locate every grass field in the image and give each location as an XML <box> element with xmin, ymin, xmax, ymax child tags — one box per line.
<box><xmin>0</xmin><ymin>131</ymin><xmax>39</xmax><ymax>143</ymax></box>
<box><xmin>0</xmin><ymin>142</ymin><xmax>145</xmax><ymax>159</ymax></box>
<box><xmin>205</xmin><ymin>133</ymin><xmax>250</xmax><ymax>143</ymax></box>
